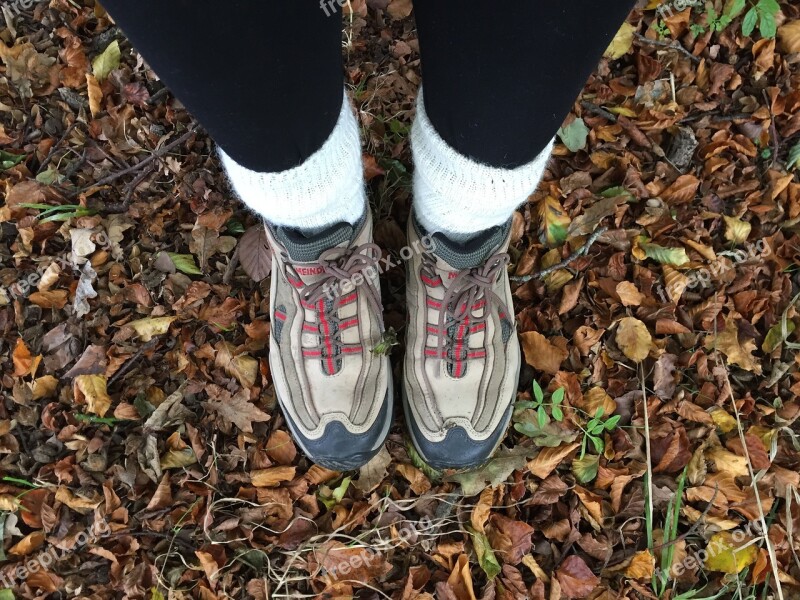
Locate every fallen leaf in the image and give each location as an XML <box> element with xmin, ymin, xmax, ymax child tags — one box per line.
<box><xmin>704</xmin><ymin>317</ymin><xmax>762</xmax><ymax>374</ymax></box>
<box><xmin>238</xmin><ymin>226</ymin><xmax>272</xmax><ymax>282</ymax></box>
<box><xmin>528</xmin><ymin>443</ymin><xmax>580</xmax><ymax>479</ymax></box>
<box><xmin>616</xmin><ymin>317</ymin><xmax>653</xmax><ymax>362</ymax></box>
<box><xmin>128</xmin><ymin>316</ymin><xmax>177</xmax><ymax>342</ymax></box>
<box><xmin>704</xmin><ymin>532</ymin><xmax>758</xmax><ymax>574</ymax></box>
<box><xmin>73</xmin><ymin>374</ymin><xmax>111</xmax><ymax>417</ymax></box>
<box><xmin>616</xmin><ymin>281</ymin><xmax>644</xmax><ymax>306</ymax></box>
<box><xmin>556</xmin><ymin>555</ymin><xmax>599</xmax><ymax>599</ymax></box>
<box><xmin>520</xmin><ymin>332</ymin><xmax>568</xmax><ymax>375</ymax></box>
<box><xmin>251</xmin><ymin>466</ymin><xmax>296</xmax><ymax>488</ymax></box>
<box><xmin>605</xmin><ymin>22</ymin><xmax>636</xmax><ymax>60</ymax></box>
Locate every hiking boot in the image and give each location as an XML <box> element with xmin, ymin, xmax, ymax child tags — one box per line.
<box><xmin>266</xmin><ymin>212</ymin><xmax>393</xmax><ymax>471</ymax></box>
<box><xmin>402</xmin><ymin>215</ymin><xmax>519</xmax><ymax>470</ymax></box>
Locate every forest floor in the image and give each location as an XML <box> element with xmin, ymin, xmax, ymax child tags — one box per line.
<box><xmin>1</xmin><ymin>1</ymin><xmax>800</xmax><ymax>599</ymax></box>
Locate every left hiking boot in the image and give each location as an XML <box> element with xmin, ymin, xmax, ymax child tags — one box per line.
<box><xmin>402</xmin><ymin>214</ymin><xmax>520</xmax><ymax>471</ymax></box>
<box><xmin>265</xmin><ymin>211</ymin><xmax>393</xmax><ymax>471</ymax></box>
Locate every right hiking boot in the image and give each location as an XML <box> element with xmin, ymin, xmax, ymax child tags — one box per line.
<box><xmin>265</xmin><ymin>211</ymin><xmax>393</xmax><ymax>471</ymax></box>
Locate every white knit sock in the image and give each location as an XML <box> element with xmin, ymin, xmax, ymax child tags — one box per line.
<box><xmin>411</xmin><ymin>88</ymin><xmax>554</xmax><ymax>240</ymax></box>
<box><xmin>219</xmin><ymin>90</ymin><xmax>366</xmax><ymax>232</ymax></box>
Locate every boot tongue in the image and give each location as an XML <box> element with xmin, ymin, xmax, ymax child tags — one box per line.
<box><xmin>274</xmin><ymin>221</ymin><xmax>356</xmax><ymax>264</ymax></box>
<box><xmin>427</xmin><ymin>219</ymin><xmax>511</xmax><ymax>271</ymax></box>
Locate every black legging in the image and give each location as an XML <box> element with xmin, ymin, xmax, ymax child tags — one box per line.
<box><xmin>102</xmin><ymin>1</ymin><xmax>634</xmax><ymax>172</ymax></box>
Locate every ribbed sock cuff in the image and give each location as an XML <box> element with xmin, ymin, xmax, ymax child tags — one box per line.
<box><xmin>219</xmin><ymin>90</ymin><xmax>367</xmax><ymax>231</ymax></box>
<box><xmin>411</xmin><ymin>87</ymin><xmax>554</xmax><ymax>238</ymax></box>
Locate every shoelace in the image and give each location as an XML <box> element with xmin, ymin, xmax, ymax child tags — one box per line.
<box><xmin>286</xmin><ymin>243</ymin><xmax>384</xmax><ymax>362</ymax></box>
<box><xmin>422</xmin><ymin>252</ymin><xmax>511</xmax><ymax>371</ymax></box>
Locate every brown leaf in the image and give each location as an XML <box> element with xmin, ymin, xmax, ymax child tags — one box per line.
<box><xmin>615</xmin><ymin>317</ymin><xmax>652</xmax><ymax>362</ymax></box>
<box><xmin>64</xmin><ymin>344</ymin><xmax>107</xmax><ymax>378</ymax></box>
<box><xmin>520</xmin><ymin>332</ymin><xmax>568</xmax><ymax>375</ymax></box>
<box><xmin>778</xmin><ymin>19</ymin><xmax>800</xmax><ymax>54</ymax></box>
<box><xmin>265</xmin><ymin>429</ymin><xmax>297</xmax><ymax>465</ymax></box>
<box><xmin>616</xmin><ymin>281</ymin><xmax>644</xmax><ymax>307</ymax></box>
<box><xmin>13</xmin><ymin>338</ymin><xmax>37</xmax><ymax>377</ymax></box>
<box><xmin>527</xmin><ymin>443</ymin><xmax>580</xmax><ymax>479</ymax></box>
<box><xmin>396</xmin><ymin>463</ymin><xmax>432</xmax><ymax>495</ymax></box>
<box><xmin>447</xmin><ymin>554</ymin><xmax>477</xmax><ymax>600</ymax></box>
<box><xmin>86</xmin><ymin>72</ymin><xmax>102</xmax><ymax>116</ymax></box>
<box><xmin>238</xmin><ymin>226</ymin><xmax>272</xmax><ymax>282</ymax></box>
<box><xmin>251</xmin><ymin>466</ymin><xmax>296</xmax><ymax>487</ymax></box>
<box><xmin>28</xmin><ymin>289</ymin><xmax>68</xmax><ymax>309</ymax></box>
<box><xmin>486</xmin><ymin>514</ymin><xmax>534</xmax><ymax>565</ymax></box>
<box><xmin>203</xmin><ymin>389</ymin><xmax>270</xmax><ymax>434</ymax></box>
<box><xmin>386</xmin><ymin>0</ymin><xmax>413</xmax><ymax>20</ymax></box>
<box><xmin>555</xmin><ymin>555</ymin><xmax>599</xmax><ymax>599</ymax></box>
<box><xmin>8</xmin><ymin>530</ymin><xmax>46</xmax><ymax>556</ymax></box>
<box><xmin>704</xmin><ymin>316</ymin><xmax>761</xmax><ymax>374</ymax></box>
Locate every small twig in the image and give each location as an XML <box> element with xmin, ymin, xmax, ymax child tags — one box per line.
<box><xmin>223</xmin><ymin>243</ymin><xmax>241</xmax><ymax>286</ymax></box>
<box><xmin>511</xmin><ymin>227</ymin><xmax>608</xmax><ymax>284</ymax></box>
<box><xmin>71</xmin><ymin>125</ymin><xmax>198</xmax><ymax>198</ymax></box>
<box><xmin>36</xmin><ymin>121</ymin><xmax>84</xmax><ymax>175</ymax></box>
<box><xmin>99</xmin><ymin>162</ymin><xmax>157</xmax><ymax>214</ymax></box>
<box><xmin>580</xmin><ymin>101</ymin><xmax>618</xmax><ymax>123</ymax></box>
<box><xmin>108</xmin><ymin>339</ymin><xmax>158</xmax><ymax>387</ymax></box>
<box><xmin>634</xmin><ymin>32</ymin><xmax>700</xmax><ymax>64</ymax></box>
<box><xmin>762</xmin><ymin>89</ymin><xmax>780</xmax><ymax>168</ymax></box>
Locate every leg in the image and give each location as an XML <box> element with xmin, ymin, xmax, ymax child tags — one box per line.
<box><xmin>404</xmin><ymin>1</ymin><xmax>635</xmax><ymax>470</ymax></box>
<box><xmin>104</xmin><ymin>0</ymin><xmax>365</xmax><ymax>231</ymax></box>
<box><xmin>105</xmin><ymin>1</ymin><xmax>392</xmax><ymax>470</ymax></box>
<box><xmin>102</xmin><ymin>0</ymin><xmax>343</xmax><ymax>173</ymax></box>
<box><xmin>411</xmin><ymin>0</ymin><xmax>635</xmax><ymax>238</ymax></box>
<box><xmin>414</xmin><ymin>0</ymin><xmax>636</xmax><ymax>169</ymax></box>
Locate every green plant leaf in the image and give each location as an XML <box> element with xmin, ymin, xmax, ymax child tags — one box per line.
<box><xmin>605</xmin><ymin>415</ymin><xmax>621</xmax><ymax>431</ymax></box>
<box><xmin>407</xmin><ymin>441</ymin><xmax>442</xmax><ymax>482</ymax></box>
<box><xmin>724</xmin><ymin>0</ymin><xmax>747</xmax><ymax>18</ymax></box>
<box><xmin>551</xmin><ymin>387</ymin><xmax>565</xmax><ymax>405</ymax></box>
<box><xmin>742</xmin><ymin>7</ymin><xmax>758</xmax><ymax>36</ymax></box>
<box><xmin>758</xmin><ymin>10</ymin><xmax>777</xmax><ymax>38</ymax></box>
<box><xmin>557</xmin><ymin>118</ymin><xmax>590</xmax><ymax>153</ymax></box>
<box><xmin>166</xmin><ymin>253</ymin><xmax>202</xmax><ymax>275</ymax></box>
<box><xmin>552</xmin><ymin>406</ymin><xmax>563</xmax><ymax>422</ymax></box>
<box><xmin>93</xmin><ymin>40</ymin><xmax>121</xmax><ymax>81</ymax></box>
<box><xmin>0</xmin><ymin>150</ymin><xmax>25</xmax><ymax>171</ymax></box>
<box><xmin>468</xmin><ymin>527</ymin><xmax>502</xmax><ymax>580</ymax></box>
<box><xmin>514</xmin><ymin>421</ymin><xmax>540</xmax><ymax>437</ymax></box>
<box><xmin>590</xmin><ymin>435</ymin><xmax>605</xmax><ymax>454</ymax></box>
<box><xmin>537</xmin><ymin>406</ymin><xmax>548</xmax><ymax>429</ymax></box>
<box><xmin>0</xmin><ymin>590</ymin><xmax>15</xmax><ymax>600</ymax></box>
<box><xmin>572</xmin><ymin>453</ymin><xmax>599</xmax><ymax>483</ymax></box>
<box><xmin>533</xmin><ymin>380</ymin><xmax>545</xmax><ymax>404</ymax></box>
<box><xmin>786</xmin><ymin>141</ymin><xmax>800</xmax><ymax>170</ymax></box>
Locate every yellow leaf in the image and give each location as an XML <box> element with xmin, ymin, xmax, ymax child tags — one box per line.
<box><xmin>709</xmin><ymin>407</ymin><xmax>737</xmax><ymax>433</ymax></box>
<box><xmin>616</xmin><ymin>317</ymin><xmax>652</xmax><ymax>362</ymax></box>
<box><xmin>605</xmin><ymin>22</ymin><xmax>636</xmax><ymax>60</ymax></box>
<box><xmin>705</xmin><ymin>532</ymin><xmax>758</xmax><ymax>574</ymax></box>
<box><xmin>625</xmin><ymin>550</ymin><xmax>655</xmax><ymax>580</ymax></box>
<box><xmin>73</xmin><ymin>374</ymin><xmax>111</xmax><ymax>417</ymax></box>
<box><xmin>128</xmin><ymin>316</ymin><xmax>176</xmax><ymax>342</ymax></box>
<box><xmin>160</xmin><ymin>448</ymin><xmax>197</xmax><ymax>469</ymax></box>
<box><xmin>662</xmin><ymin>265</ymin><xmax>689</xmax><ymax>304</ymax></box>
<box><xmin>706</xmin><ymin>446</ymin><xmax>749</xmax><ymax>477</ymax></box>
<box><xmin>616</xmin><ymin>281</ymin><xmax>644</xmax><ymax>307</ymax></box>
<box><xmin>538</xmin><ymin>195</ymin><xmax>571</xmax><ymax>247</ymax></box>
<box><xmin>31</xmin><ymin>375</ymin><xmax>58</xmax><ymax>400</ymax></box>
<box><xmin>86</xmin><ymin>72</ymin><xmax>102</xmax><ymax>117</ymax></box>
<box><xmin>704</xmin><ymin>316</ymin><xmax>761</xmax><ymax>374</ymax></box>
<box><xmin>778</xmin><ymin>20</ymin><xmax>800</xmax><ymax>54</ymax></box>
<box><xmin>723</xmin><ymin>216</ymin><xmax>751</xmax><ymax>245</ymax></box>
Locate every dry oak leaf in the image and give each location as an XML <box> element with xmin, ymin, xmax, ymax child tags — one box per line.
<box><xmin>251</xmin><ymin>466</ymin><xmax>296</xmax><ymax>488</ymax></box>
<box><xmin>704</xmin><ymin>316</ymin><xmax>761</xmax><ymax>374</ymax></box>
<box><xmin>204</xmin><ymin>389</ymin><xmax>270</xmax><ymax>433</ymax></box>
<box><xmin>520</xmin><ymin>331</ymin><xmax>568</xmax><ymax>375</ymax></box>
<box><xmin>73</xmin><ymin>374</ymin><xmax>111</xmax><ymax>417</ymax></box>
<box><xmin>527</xmin><ymin>443</ymin><xmax>580</xmax><ymax>479</ymax></box>
<box><xmin>625</xmin><ymin>550</ymin><xmax>655</xmax><ymax>580</ymax></box>
<box><xmin>615</xmin><ymin>317</ymin><xmax>653</xmax><ymax>362</ymax></box>
<box><xmin>556</xmin><ymin>555</ymin><xmax>600</xmax><ymax>599</ymax></box>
